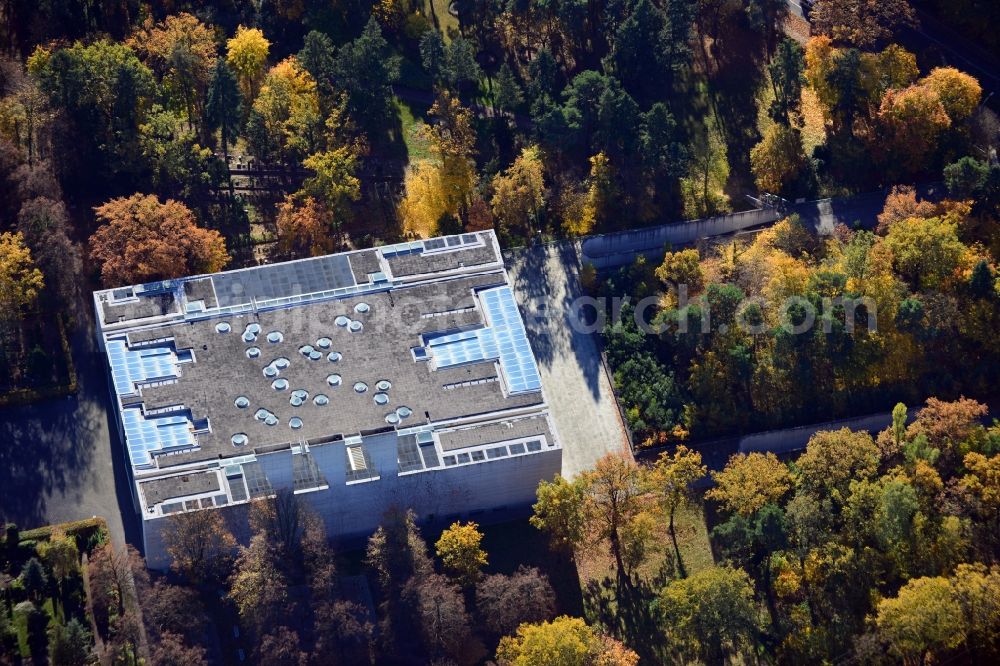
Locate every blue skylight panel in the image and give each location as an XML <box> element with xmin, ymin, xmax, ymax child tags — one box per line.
<box><xmin>107</xmin><ymin>339</ymin><xmax>180</xmax><ymax>395</ymax></box>
<box><xmin>121</xmin><ymin>407</ymin><xmax>196</xmax><ymax>468</ymax></box>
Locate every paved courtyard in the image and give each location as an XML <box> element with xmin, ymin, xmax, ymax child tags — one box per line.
<box><xmin>0</xmin><ymin>317</ymin><xmax>133</xmax><ymax>547</ymax></box>
<box><xmin>505</xmin><ymin>242</ymin><xmax>630</xmax><ymax>477</ymax></box>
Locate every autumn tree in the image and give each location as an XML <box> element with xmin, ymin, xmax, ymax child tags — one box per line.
<box><xmin>810</xmin><ymin>0</ymin><xmax>916</xmax><ymax>49</ymax></box>
<box><xmin>655</xmin><ymin>248</ymin><xmax>705</xmax><ymax>298</ymax></box>
<box><xmin>143</xmin><ymin>581</ymin><xmax>206</xmax><ymax>644</ymax></box>
<box><xmin>229</xmin><ymin>534</ymin><xmax>289</xmax><ymax>634</ymax></box>
<box><xmin>496</xmin><ymin>616</ymin><xmax>638</xmax><ymax>666</ymax></box>
<box><xmin>921</xmin><ymin>67</ymin><xmax>982</xmax><ymax>124</ymax></box>
<box><xmin>0</xmin><ymin>231</ymin><xmax>43</xmax><ymax>318</ymax></box>
<box><xmin>875</xmin><ymin>85</ymin><xmax>951</xmax><ymax>174</ymax></box>
<box><xmin>16</xmin><ymin>194</ymin><xmax>81</xmax><ymax>308</ymax></box>
<box><xmin>530</xmin><ymin>474</ymin><xmax>586</xmax><ymax>553</ymax></box>
<box><xmin>401</xmin><ymin>92</ymin><xmax>477</xmax><ymax>235</ymax></box>
<box><xmin>435</xmin><ymin>521</ymin><xmax>488</xmax><ymax>587</ymax></box>
<box><xmin>875</xmin><ymin>576</ymin><xmax>964</xmax><ymax>662</ymax></box>
<box><xmin>300</xmin><ymin>146</ymin><xmax>360</xmax><ymax>219</ymax></box>
<box><xmin>476</xmin><ymin>567</ymin><xmax>556</xmax><ymax>639</ymax></box>
<box><xmin>401</xmin><ymin>572</ymin><xmax>477</xmax><ymax>663</ymax></box>
<box><xmin>580</xmin><ymin>452</ymin><xmax>650</xmax><ymax>589</ymax></box>
<box><xmin>659</xmin><ymin>566</ymin><xmax>762</xmax><ymax>664</ymax></box>
<box><xmin>226</xmin><ymin>26</ymin><xmax>270</xmax><ymax>101</ymax></box>
<box><xmin>130</xmin><ymin>13</ymin><xmax>217</xmax><ymax>131</ymax></box>
<box><xmin>490</xmin><ymin>145</ymin><xmax>546</xmax><ymax>234</ymax></box>
<box><xmin>707</xmin><ymin>452</ymin><xmax>792</xmax><ymax>517</ymax></box>
<box><xmin>248</xmin><ymin>57</ymin><xmax>321</xmax><ymax>163</ymax></box>
<box><xmin>750</xmin><ymin>123</ymin><xmax>808</xmax><ymax>195</ymax></box>
<box><xmin>275</xmin><ymin>196</ymin><xmax>334</xmax><ymax>258</ymax></box>
<box><xmin>162</xmin><ymin>508</ymin><xmax>237</xmax><ymax>583</ymax></box>
<box><xmin>796</xmin><ymin>428</ymin><xmax>881</xmax><ymax>502</ymax></box>
<box><xmin>883</xmin><ymin>215</ymin><xmax>966</xmax><ymax>290</ymax></box>
<box><xmin>148</xmin><ymin>632</ymin><xmax>209</xmax><ymax>666</ymax></box>
<box><xmin>649</xmin><ymin>446</ymin><xmax>707</xmax><ymax>562</ymax></box>
<box><xmin>90</xmin><ymin>194</ymin><xmax>229</xmax><ymax>286</ymax></box>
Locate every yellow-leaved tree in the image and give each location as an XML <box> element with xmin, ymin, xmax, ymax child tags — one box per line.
<box><xmin>400</xmin><ymin>92</ymin><xmax>477</xmax><ymax>237</ymax></box>
<box><xmin>251</xmin><ymin>56</ymin><xmax>321</xmax><ymax>162</ymax></box>
<box><xmin>0</xmin><ymin>231</ymin><xmax>44</xmax><ymax>318</ymax></box>
<box><xmin>226</xmin><ymin>25</ymin><xmax>270</xmax><ymax>101</ymax></box>
<box><xmin>435</xmin><ymin>521</ymin><xmax>488</xmax><ymax>587</ymax></box>
<box><xmin>490</xmin><ymin>145</ymin><xmax>546</xmax><ymax>234</ymax></box>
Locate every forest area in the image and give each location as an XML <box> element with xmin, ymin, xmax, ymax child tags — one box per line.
<box><xmin>0</xmin><ymin>0</ymin><xmax>999</xmax><ymax>664</ymax></box>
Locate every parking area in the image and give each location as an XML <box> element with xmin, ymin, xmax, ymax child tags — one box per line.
<box><xmin>505</xmin><ymin>242</ymin><xmax>630</xmax><ymax>478</ymax></box>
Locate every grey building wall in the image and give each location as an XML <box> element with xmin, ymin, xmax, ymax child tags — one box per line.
<box><xmin>141</xmin><ymin>444</ymin><xmax>561</xmax><ymax>569</ymax></box>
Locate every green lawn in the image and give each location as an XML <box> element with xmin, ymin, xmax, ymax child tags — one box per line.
<box><xmin>422</xmin><ymin>0</ymin><xmax>460</xmax><ymax>42</ymax></box>
<box><xmin>394</xmin><ymin>97</ymin><xmax>433</xmax><ymax>163</ymax></box>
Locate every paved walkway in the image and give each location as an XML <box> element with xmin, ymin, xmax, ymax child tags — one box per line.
<box><xmin>505</xmin><ymin>243</ymin><xmax>631</xmax><ymax>478</ymax></box>
<box><xmin>0</xmin><ymin>310</ymin><xmax>134</xmax><ymax>547</ymax></box>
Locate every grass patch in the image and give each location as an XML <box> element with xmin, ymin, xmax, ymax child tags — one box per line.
<box><xmin>422</xmin><ymin>0</ymin><xmax>459</xmax><ymax>41</ymax></box>
<box><xmin>394</xmin><ymin>97</ymin><xmax>433</xmax><ymax>163</ymax></box>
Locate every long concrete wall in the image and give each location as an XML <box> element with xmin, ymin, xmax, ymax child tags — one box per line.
<box><xmin>580</xmin><ymin>208</ymin><xmax>781</xmax><ymax>269</ymax></box>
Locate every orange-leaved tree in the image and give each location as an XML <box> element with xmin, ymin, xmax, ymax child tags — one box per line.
<box><xmin>90</xmin><ymin>194</ymin><xmax>229</xmax><ymax>286</ymax></box>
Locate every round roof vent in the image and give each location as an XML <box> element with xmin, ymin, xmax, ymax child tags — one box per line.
<box><xmin>264</xmin><ymin>415</ymin><xmax>278</xmax><ymax>426</ymax></box>
<box><xmin>267</xmin><ymin>331</ymin><xmax>284</xmax><ymax>343</ymax></box>
<box><xmin>396</xmin><ymin>406</ymin><xmax>413</xmax><ymax>418</ymax></box>
<box><xmin>374</xmin><ymin>392</ymin><xmax>389</xmax><ymax>405</ymax></box>
<box><xmin>354</xmin><ymin>382</ymin><xmax>368</xmax><ymax>393</ymax></box>
<box><xmin>376</xmin><ymin>380</ymin><xmax>392</xmax><ymax>391</ymax></box>
<box><xmin>327</xmin><ymin>351</ymin><xmax>342</xmax><ymax>362</ymax></box>
<box><xmin>309</xmin><ymin>350</ymin><xmax>322</xmax><ymax>361</ymax></box>
<box><xmin>234</xmin><ymin>396</ymin><xmax>250</xmax><ymax>408</ymax></box>
<box><xmin>272</xmin><ymin>378</ymin><xmax>289</xmax><ymax>391</ymax></box>
<box><xmin>216</xmin><ymin>322</ymin><xmax>231</xmax><ymax>333</ymax></box>
<box><xmin>289</xmin><ymin>417</ymin><xmax>303</xmax><ymax>430</ymax></box>
<box><xmin>385</xmin><ymin>412</ymin><xmax>400</xmax><ymax>425</ymax></box>
<box><xmin>335</xmin><ymin>315</ymin><xmax>350</xmax><ymax>327</ymax></box>
<box><xmin>355</xmin><ymin>303</ymin><xmax>370</xmax><ymax>314</ymax></box>
<box><xmin>263</xmin><ymin>366</ymin><xmax>278</xmax><ymax>378</ymax></box>
<box><xmin>274</xmin><ymin>357</ymin><xmax>290</xmax><ymax>370</ymax></box>
<box><xmin>326</xmin><ymin>374</ymin><xmax>342</xmax><ymax>386</ymax></box>
<box><xmin>313</xmin><ymin>394</ymin><xmax>329</xmax><ymax>406</ymax></box>
<box><xmin>232</xmin><ymin>433</ymin><xmax>248</xmax><ymax>446</ymax></box>
<box><xmin>246</xmin><ymin>346</ymin><xmax>261</xmax><ymax>359</ymax></box>
<box><xmin>317</xmin><ymin>337</ymin><xmax>332</xmax><ymax>349</ymax></box>
<box><xmin>349</xmin><ymin>320</ymin><xmax>363</xmax><ymax>332</ymax></box>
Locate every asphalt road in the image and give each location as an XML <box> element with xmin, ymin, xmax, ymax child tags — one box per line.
<box><xmin>0</xmin><ymin>307</ymin><xmax>136</xmax><ymax>547</ymax></box>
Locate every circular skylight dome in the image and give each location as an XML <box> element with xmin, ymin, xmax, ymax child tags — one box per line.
<box><xmin>216</xmin><ymin>322</ymin><xmax>231</xmax><ymax>333</ymax></box>
<box><xmin>396</xmin><ymin>406</ymin><xmax>413</xmax><ymax>418</ymax></box>
<box><xmin>327</xmin><ymin>374</ymin><xmax>342</xmax><ymax>386</ymax></box>
<box><xmin>232</xmin><ymin>433</ymin><xmax>248</xmax><ymax>446</ymax></box>
<box><xmin>354</xmin><ymin>382</ymin><xmax>368</xmax><ymax>393</ymax></box>
<box><xmin>246</xmin><ymin>347</ymin><xmax>261</xmax><ymax>359</ymax></box>
<box><xmin>385</xmin><ymin>412</ymin><xmax>400</xmax><ymax>425</ymax></box>
<box><xmin>290</xmin><ymin>395</ymin><xmax>303</xmax><ymax>407</ymax></box>
<box><xmin>327</xmin><ymin>351</ymin><xmax>342</xmax><ymax>362</ymax></box>
<box><xmin>254</xmin><ymin>408</ymin><xmax>271</xmax><ymax>421</ymax></box>
<box><xmin>317</xmin><ymin>337</ymin><xmax>332</xmax><ymax>349</ymax></box>
<box><xmin>376</xmin><ymin>380</ymin><xmax>392</xmax><ymax>391</ymax></box>
<box><xmin>292</xmin><ymin>389</ymin><xmax>308</xmax><ymax>400</ymax></box>
<box><xmin>349</xmin><ymin>320</ymin><xmax>363</xmax><ymax>332</ymax></box>
<box><xmin>309</xmin><ymin>350</ymin><xmax>322</xmax><ymax>361</ymax></box>
<box><xmin>263</xmin><ymin>366</ymin><xmax>278</xmax><ymax>378</ymax></box>
<box><xmin>374</xmin><ymin>393</ymin><xmax>389</xmax><ymax>405</ymax></box>
<box><xmin>289</xmin><ymin>417</ymin><xmax>303</xmax><ymax>429</ymax></box>
<box><xmin>299</xmin><ymin>345</ymin><xmax>314</xmax><ymax>356</ymax></box>
<box><xmin>235</xmin><ymin>396</ymin><xmax>250</xmax><ymax>408</ymax></box>
<box><xmin>354</xmin><ymin>303</ymin><xmax>370</xmax><ymax>314</ymax></box>
<box><xmin>265</xmin><ymin>415</ymin><xmax>278</xmax><ymax>426</ymax></box>
<box><xmin>272</xmin><ymin>378</ymin><xmax>289</xmax><ymax>391</ymax></box>
<box><xmin>335</xmin><ymin>315</ymin><xmax>350</xmax><ymax>327</ymax></box>
<box><xmin>247</xmin><ymin>323</ymin><xmax>261</xmax><ymax>335</ymax></box>
<box><xmin>267</xmin><ymin>331</ymin><xmax>283</xmax><ymax>343</ymax></box>
<box><xmin>313</xmin><ymin>394</ymin><xmax>329</xmax><ymax>406</ymax></box>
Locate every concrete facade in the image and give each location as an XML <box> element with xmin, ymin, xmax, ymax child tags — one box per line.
<box><xmin>93</xmin><ymin>231</ymin><xmax>562</xmax><ymax>568</ymax></box>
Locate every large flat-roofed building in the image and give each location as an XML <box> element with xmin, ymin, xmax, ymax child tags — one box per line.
<box><xmin>93</xmin><ymin>231</ymin><xmax>561</xmax><ymax>568</ymax></box>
